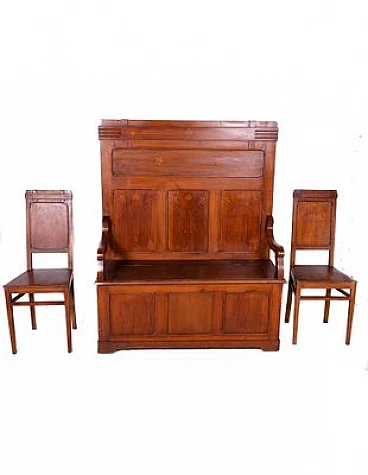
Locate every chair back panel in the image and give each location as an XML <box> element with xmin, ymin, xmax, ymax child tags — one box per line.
<box><xmin>26</xmin><ymin>190</ymin><xmax>73</xmax><ymax>269</ymax></box>
<box><xmin>291</xmin><ymin>190</ymin><xmax>337</xmax><ymax>265</ymax></box>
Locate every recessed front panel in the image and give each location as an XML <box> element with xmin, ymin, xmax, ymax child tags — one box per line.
<box><xmin>113</xmin><ymin>190</ymin><xmax>158</xmax><ymax>252</ymax></box>
<box><xmin>168</xmin><ymin>190</ymin><xmax>209</xmax><ymax>252</ymax></box>
<box><xmin>223</xmin><ymin>291</ymin><xmax>269</xmax><ymax>334</ymax></box>
<box><xmin>109</xmin><ymin>293</ymin><xmax>155</xmax><ymax>336</ymax></box>
<box><xmin>167</xmin><ymin>292</ymin><xmax>213</xmax><ymax>334</ymax></box>
<box><xmin>219</xmin><ymin>191</ymin><xmax>262</xmax><ymax>252</ymax></box>
<box><xmin>296</xmin><ymin>202</ymin><xmax>332</xmax><ymax>247</ymax></box>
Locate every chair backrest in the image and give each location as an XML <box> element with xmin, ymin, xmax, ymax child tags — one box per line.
<box><xmin>290</xmin><ymin>189</ymin><xmax>337</xmax><ymax>267</ymax></box>
<box><xmin>26</xmin><ymin>190</ymin><xmax>73</xmax><ymax>270</ymax></box>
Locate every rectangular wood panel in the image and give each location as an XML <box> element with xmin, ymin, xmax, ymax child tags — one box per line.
<box><xmin>168</xmin><ymin>190</ymin><xmax>209</xmax><ymax>252</ymax></box>
<box><xmin>296</xmin><ymin>202</ymin><xmax>332</xmax><ymax>247</ymax></box>
<box><xmin>112</xmin><ymin>149</ymin><xmax>264</xmax><ymax>177</ymax></box>
<box><xmin>113</xmin><ymin>190</ymin><xmax>159</xmax><ymax>252</ymax></box>
<box><xmin>223</xmin><ymin>291</ymin><xmax>269</xmax><ymax>334</ymax></box>
<box><xmin>109</xmin><ymin>293</ymin><xmax>155</xmax><ymax>336</ymax></box>
<box><xmin>30</xmin><ymin>202</ymin><xmax>69</xmax><ymax>250</ymax></box>
<box><xmin>219</xmin><ymin>191</ymin><xmax>262</xmax><ymax>252</ymax></box>
<box><xmin>167</xmin><ymin>292</ymin><xmax>214</xmax><ymax>335</ymax></box>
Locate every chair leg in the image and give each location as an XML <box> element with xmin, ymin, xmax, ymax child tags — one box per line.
<box><xmin>64</xmin><ymin>290</ymin><xmax>73</xmax><ymax>353</ymax></box>
<box><xmin>345</xmin><ymin>282</ymin><xmax>357</xmax><ymax>345</ymax></box>
<box><xmin>5</xmin><ymin>290</ymin><xmax>17</xmax><ymax>354</ymax></box>
<box><xmin>70</xmin><ymin>280</ymin><xmax>77</xmax><ymax>330</ymax></box>
<box><xmin>285</xmin><ymin>281</ymin><xmax>293</xmax><ymax>323</ymax></box>
<box><xmin>30</xmin><ymin>293</ymin><xmax>37</xmax><ymax>330</ymax></box>
<box><xmin>323</xmin><ymin>289</ymin><xmax>331</xmax><ymax>323</ymax></box>
<box><xmin>292</xmin><ymin>286</ymin><xmax>301</xmax><ymax>345</ymax></box>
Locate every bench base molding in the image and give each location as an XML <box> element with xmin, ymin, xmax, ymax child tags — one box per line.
<box><xmin>98</xmin><ymin>339</ymin><xmax>280</xmax><ymax>353</ymax></box>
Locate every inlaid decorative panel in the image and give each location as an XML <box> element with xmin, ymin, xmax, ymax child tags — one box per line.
<box><xmin>168</xmin><ymin>190</ymin><xmax>209</xmax><ymax>252</ymax></box>
<box><xmin>296</xmin><ymin>202</ymin><xmax>332</xmax><ymax>247</ymax></box>
<box><xmin>219</xmin><ymin>191</ymin><xmax>262</xmax><ymax>252</ymax></box>
<box><xmin>112</xmin><ymin>149</ymin><xmax>264</xmax><ymax>177</ymax></box>
<box><xmin>113</xmin><ymin>190</ymin><xmax>158</xmax><ymax>252</ymax></box>
<box><xmin>223</xmin><ymin>291</ymin><xmax>269</xmax><ymax>334</ymax></box>
<box><xmin>109</xmin><ymin>293</ymin><xmax>155</xmax><ymax>336</ymax></box>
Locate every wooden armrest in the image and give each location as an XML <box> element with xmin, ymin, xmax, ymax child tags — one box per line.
<box><xmin>266</xmin><ymin>215</ymin><xmax>285</xmax><ymax>279</ymax></box>
<box><xmin>96</xmin><ymin>216</ymin><xmax>111</xmax><ymax>281</ymax></box>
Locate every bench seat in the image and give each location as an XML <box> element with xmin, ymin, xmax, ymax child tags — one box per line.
<box><xmin>103</xmin><ymin>259</ymin><xmax>283</xmax><ymax>284</ymax></box>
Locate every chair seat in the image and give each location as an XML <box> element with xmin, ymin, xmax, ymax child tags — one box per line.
<box><xmin>291</xmin><ymin>265</ymin><xmax>354</xmax><ymax>283</ymax></box>
<box><xmin>5</xmin><ymin>268</ymin><xmax>73</xmax><ymax>290</ymax></box>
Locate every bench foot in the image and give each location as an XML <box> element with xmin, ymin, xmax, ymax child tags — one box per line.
<box><xmin>98</xmin><ymin>341</ymin><xmax>119</xmax><ymax>354</ymax></box>
<box><xmin>260</xmin><ymin>341</ymin><xmax>280</xmax><ymax>351</ymax></box>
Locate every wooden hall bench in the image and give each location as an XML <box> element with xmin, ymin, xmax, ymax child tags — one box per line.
<box><xmin>96</xmin><ymin>120</ymin><xmax>285</xmax><ymax>353</ymax></box>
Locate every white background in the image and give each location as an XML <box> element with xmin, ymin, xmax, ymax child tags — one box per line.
<box><xmin>1</xmin><ymin>1</ymin><xmax>367</xmax><ymax>474</ymax></box>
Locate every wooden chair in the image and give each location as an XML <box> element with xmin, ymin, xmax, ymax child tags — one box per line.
<box><xmin>285</xmin><ymin>190</ymin><xmax>357</xmax><ymax>344</ymax></box>
<box><xmin>3</xmin><ymin>190</ymin><xmax>76</xmax><ymax>353</ymax></box>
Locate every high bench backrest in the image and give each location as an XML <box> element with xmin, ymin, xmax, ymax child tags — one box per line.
<box><xmin>98</xmin><ymin>120</ymin><xmax>279</xmax><ymax>261</ymax></box>
<box><xmin>290</xmin><ymin>189</ymin><xmax>338</xmax><ymax>267</ymax></box>
<box><xmin>26</xmin><ymin>190</ymin><xmax>74</xmax><ymax>269</ymax></box>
